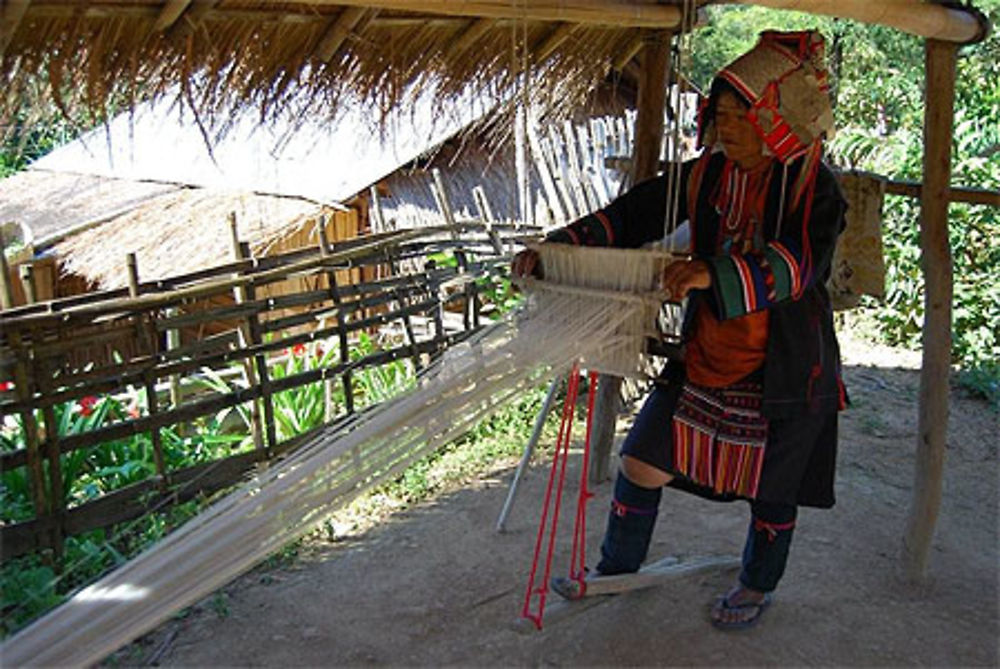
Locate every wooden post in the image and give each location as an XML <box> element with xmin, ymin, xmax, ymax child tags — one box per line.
<box><xmin>318</xmin><ymin>222</ymin><xmax>355</xmax><ymax>416</ymax></box>
<box><xmin>902</xmin><ymin>38</ymin><xmax>958</xmax><ymax>583</ymax></box>
<box><xmin>430</xmin><ymin>169</ymin><xmax>473</xmax><ymax>331</ymax></box>
<box><xmin>0</xmin><ymin>233</ymin><xmax>13</xmax><ymax>310</ymax></box>
<box><xmin>127</xmin><ymin>254</ymin><xmax>168</xmax><ymax>490</ymax></box>
<box><xmin>37</xmin><ymin>356</ymin><xmax>65</xmax><ymax>558</ymax></box>
<box><xmin>18</xmin><ymin>263</ymin><xmax>36</xmax><ymax>304</ymax></box>
<box><xmin>589</xmin><ymin>30</ymin><xmax>671</xmax><ymax>486</ymax></box>
<box><xmin>9</xmin><ymin>328</ymin><xmax>49</xmax><ymax>531</ymax></box>
<box><xmin>229</xmin><ymin>215</ymin><xmax>269</xmax><ymax>455</ymax></box>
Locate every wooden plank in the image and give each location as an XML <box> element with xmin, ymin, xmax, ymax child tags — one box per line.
<box><xmin>902</xmin><ymin>38</ymin><xmax>958</xmax><ymax>584</ymax></box>
<box><xmin>517</xmin><ymin>555</ymin><xmax>740</xmax><ymax>631</ymax></box>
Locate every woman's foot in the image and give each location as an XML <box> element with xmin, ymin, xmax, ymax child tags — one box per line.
<box><xmin>710</xmin><ymin>585</ymin><xmax>771</xmax><ymax>629</ymax></box>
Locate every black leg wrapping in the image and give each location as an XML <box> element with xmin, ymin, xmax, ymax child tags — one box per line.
<box><xmin>596</xmin><ymin>473</ymin><xmax>662</xmax><ymax>575</ymax></box>
<box><xmin>740</xmin><ymin>500</ymin><xmax>798</xmax><ymax>593</ymax></box>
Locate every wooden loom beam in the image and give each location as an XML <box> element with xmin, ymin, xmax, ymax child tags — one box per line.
<box><xmin>902</xmin><ymin>38</ymin><xmax>957</xmax><ymax>583</ymax></box>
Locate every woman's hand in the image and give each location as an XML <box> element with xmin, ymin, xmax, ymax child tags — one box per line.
<box><xmin>511</xmin><ymin>249</ymin><xmax>542</xmax><ymax>279</ymax></box>
<box><xmin>660</xmin><ymin>259</ymin><xmax>711</xmax><ymax>300</ymax></box>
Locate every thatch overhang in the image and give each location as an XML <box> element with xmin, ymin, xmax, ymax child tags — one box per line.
<box><xmin>0</xmin><ymin>1</ymin><xmax>988</xmax><ymax>138</ymax></box>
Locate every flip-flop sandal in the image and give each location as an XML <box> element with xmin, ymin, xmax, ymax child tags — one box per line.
<box><xmin>710</xmin><ymin>591</ymin><xmax>772</xmax><ymax>630</ymax></box>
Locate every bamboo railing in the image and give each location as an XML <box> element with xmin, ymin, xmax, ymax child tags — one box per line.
<box><xmin>0</xmin><ymin>221</ymin><xmax>530</xmax><ymax>560</ymax></box>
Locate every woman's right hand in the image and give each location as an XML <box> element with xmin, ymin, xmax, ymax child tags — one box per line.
<box><xmin>511</xmin><ymin>249</ymin><xmax>542</xmax><ymax>279</ymax></box>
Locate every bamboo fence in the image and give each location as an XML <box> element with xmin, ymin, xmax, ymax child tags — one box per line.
<box><xmin>0</xmin><ymin>221</ymin><xmax>530</xmax><ymax>560</ymax></box>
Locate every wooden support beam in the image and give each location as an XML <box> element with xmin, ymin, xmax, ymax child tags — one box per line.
<box><xmin>166</xmin><ymin>0</ymin><xmax>218</xmax><ymax>40</ymax></box>
<box><xmin>302</xmin><ymin>1</ymin><xmax>682</xmax><ymax>28</ymax></box>
<box><xmin>902</xmin><ymin>38</ymin><xmax>958</xmax><ymax>584</ymax></box>
<box><xmin>315</xmin><ymin>6</ymin><xmax>367</xmax><ymax>63</ymax></box>
<box><xmin>533</xmin><ymin>22</ymin><xmax>576</xmax><ymax>63</ymax></box>
<box><xmin>152</xmin><ymin>0</ymin><xmax>192</xmax><ymax>32</ymax></box>
<box><xmin>447</xmin><ymin>17</ymin><xmax>494</xmax><ymax>58</ymax></box>
<box><xmin>0</xmin><ymin>0</ymin><xmax>30</xmax><ymax>55</ymax></box>
<box><xmin>735</xmin><ymin>0</ymin><xmax>988</xmax><ymax>44</ymax></box>
<box><xmin>589</xmin><ymin>30</ymin><xmax>670</xmax><ymax>486</ymax></box>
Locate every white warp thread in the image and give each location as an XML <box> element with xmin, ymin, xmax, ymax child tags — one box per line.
<box><xmin>2</xmin><ymin>245</ymin><xmax>667</xmax><ymax>667</ymax></box>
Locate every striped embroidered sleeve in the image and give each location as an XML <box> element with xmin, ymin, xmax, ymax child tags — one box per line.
<box><xmin>707</xmin><ymin>166</ymin><xmax>846</xmax><ymax>320</ymax></box>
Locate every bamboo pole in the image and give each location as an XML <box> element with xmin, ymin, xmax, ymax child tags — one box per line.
<box><xmin>151</xmin><ymin>0</ymin><xmax>192</xmax><ymax>32</ymax></box>
<box><xmin>315</xmin><ymin>6</ymin><xmax>367</xmax><ymax>62</ymax></box>
<box><xmin>589</xmin><ymin>29</ymin><xmax>671</xmax><ymax>486</ymax></box>
<box><xmin>735</xmin><ymin>0</ymin><xmax>987</xmax><ymax>44</ymax></box>
<box><xmin>306</xmin><ymin>1</ymin><xmax>682</xmax><ymax>28</ymax></box>
<box><xmin>902</xmin><ymin>38</ymin><xmax>958</xmax><ymax>584</ymax></box>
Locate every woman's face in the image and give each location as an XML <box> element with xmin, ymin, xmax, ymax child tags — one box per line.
<box><xmin>714</xmin><ymin>90</ymin><xmax>766</xmax><ymax>169</ymax></box>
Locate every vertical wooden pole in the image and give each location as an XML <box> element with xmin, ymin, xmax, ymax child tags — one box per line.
<box><xmin>18</xmin><ymin>263</ymin><xmax>36</xmax><ymax>304</ymax></box>
<box><xmin>318</xmin><ymin>222</ymin><xmax>355</xmax><ymax>416</ymax></box>
<box><xmin>127</xmin><ymin>254</ymin><xmax>168</xmax><ymax>489</ymax></box>
<box><xmin>37</xmin><ymin>356</ymin><xmax>65</xmax><ymax>558</ymax></box>
<box><xmin>0</xmin><ymin>234</ymin><xmax>14</xmax><ymax>310</ymax></box>
<box><xmin>902</xmin><ymin>38</ymin><xmax>957</xmax><ymax>583</ymax></box>
<box><xmin>430</xmin><ymin>169</ymin><xmax>473</xmax><ymax>331</ymax></box>
<box><xmin>589</xmin><ymin>29</ymin><xmax>671</xmax><ymax>486</ymax></box>
<box><xmin>9</xmin><ymin>327</ymin><xmax>48</xmax><ymax>535</ymax></box>
<box><xmin>229</xmin><ymin>215</ymin><xmax>268</xmax><ymax>455</ymax></box>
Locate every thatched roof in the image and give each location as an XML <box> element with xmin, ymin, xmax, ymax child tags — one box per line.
<box><xmin>50</xmin><ymin>186</ymin><xmax>326</xmax><ymax>290</ymax></box>
<box><xmin>0</xmin><ymin>2</ymin><xmax>988</xmax><ymax>140</ymax></box>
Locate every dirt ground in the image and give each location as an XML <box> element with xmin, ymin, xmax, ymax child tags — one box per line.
<box><xmin>115</xmin><ymin>332</ymin><xmax>999</xmax><ymax>667</ymax></box>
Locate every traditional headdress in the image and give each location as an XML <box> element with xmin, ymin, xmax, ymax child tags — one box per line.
<box><xmin>698</xmin><ymin>30</ymin><xmax>835</xmax><ymax>207</ymax></box>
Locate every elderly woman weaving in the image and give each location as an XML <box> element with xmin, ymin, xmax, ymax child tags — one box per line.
<box><xmin>513</xmin><ymin>30</ymin><xmax>848</xmax><ymax>630</ymax></box>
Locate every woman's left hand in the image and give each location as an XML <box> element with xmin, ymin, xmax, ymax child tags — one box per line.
<box><xmin>660</xmin><ymin>259</ymin><xmax>711</xmax><ymax>300</ymax></box>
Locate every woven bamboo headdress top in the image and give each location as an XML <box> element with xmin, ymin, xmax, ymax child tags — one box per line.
<box><xmin>702</xmin><ymin>30</ymin><xmax>835</xmax><ymax>163</ymax></box>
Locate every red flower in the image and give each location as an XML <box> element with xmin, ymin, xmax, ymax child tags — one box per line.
<box><xmin>0</xmin><ymin>380</ymin><xmax>13</xmax><ymax>392</ymax></box>
<box><xmin>291</xmin><ymin>343</ymin><xmax>307</xmax><ymax>357</ymax></box>
<box><xmin>78</xmin><ymin>396</ymin><xmax>99</xmax><ymax>417</ymax></box>
<box><xmin>127</xmin><ymin>403</ymin><xmax>141</xmax><ymax>419</ymax></box>
<box><xmin>315</xmin><ymin>346</ymin><xmax>325</xmax><ymax>360</ymax></box>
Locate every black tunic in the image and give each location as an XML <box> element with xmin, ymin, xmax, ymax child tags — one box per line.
<box><xmin>546</xmin><ymin>151</ymin><xmax>848</xmax><ymax>508</ymax></box>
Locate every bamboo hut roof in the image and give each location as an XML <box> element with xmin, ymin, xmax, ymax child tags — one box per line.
<box><xmin>0</xmin><ymin>2</ymin><xmax>988</xmax><ymax>140</ymax></box>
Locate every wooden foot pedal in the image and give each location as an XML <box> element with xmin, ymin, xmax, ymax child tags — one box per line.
<box><xmin>514</xmin><ymin>554</ymin><xmax>741</xmax><ymax>632</ymax></box>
